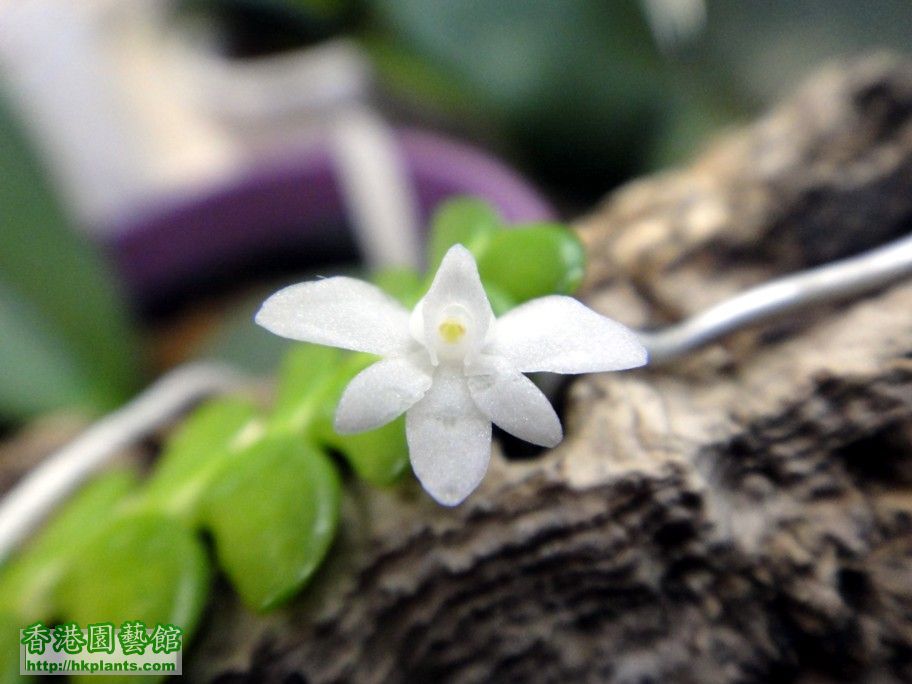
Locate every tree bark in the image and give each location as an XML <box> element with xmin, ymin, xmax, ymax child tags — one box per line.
<box><xmin>193</xmin><ymin>55</ymin><xmax>912</xmax><ymax>683</ymax></box>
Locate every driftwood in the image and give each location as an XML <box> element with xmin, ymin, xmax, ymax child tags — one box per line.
<box><xmin>192</xmin><ymin>55</ymin><xmax>912</xmax><ymax>683</ymax></box>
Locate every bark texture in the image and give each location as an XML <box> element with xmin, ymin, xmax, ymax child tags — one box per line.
<box><xmin>193</xmin><ymin>55</ymin><xmax>912</xmax><ymax>683</ymax></box>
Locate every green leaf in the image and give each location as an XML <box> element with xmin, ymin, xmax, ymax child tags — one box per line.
<box><xmin>270</xmin><ymin>344</ymin><xmax>345</xmax><ymax>435</ymax></box>
<box><xmin>270</xmin><ymin>346</ymin><xmax>408</xmax><ymax>485</ymax></box>
<box><xmin>0</xmin><ymin>279</ymin><xmax>96</xmax><ymax>419</ymax></box>
<box><xmin>140</xmin><ymin>398</ymin><xmax>262</xmax><ymax>522</ymax></box>
<box><xmin>56</xmin><ymin>513</ymin><xmax>209</xmax><ymax>635</ymax></box>
<box><xmin>0</xmin><ymin>612</ymin><xmax>21</xmax><ymax>684</ymax></box>
<box><xmin>0</xmin><ymin>469</ymin><xmax>138</xmax><ymax>618</ymax></box>
<box><xmin>324</xmin><ymin>416</ymin><xmax>409</xmax><ymax>485</ymax></box>
<box><xmin>427</xmin><ymin>197</ymin><xmax>501</xmax><ymax>270</ymax></box>
<box><xmin>373</xmin><ymin>268</ymin><xmax>424</xmax><ymax>308</ymax></box>
<box><xmin>195</xmin><ymin>292</ymin><xmax>296</xmax><ymax>375</ymax></box>
<box><xmin>0</xmin><ymin>93</ymin><xmax>140</xmax><ymax>419</ymax></box>
<box><xmin>202</xmin><ymin>436</ymin><xmax>340</xmax><ymax>611</ymax></box>
<box><xmin>310</xmin><ymin>354</ymin><xmax>410</xmax><ymax>485</ymax></box>
<box><xmin>425</xmin><ymin>201</ymin><xmax>584</xmax><ymax>306</ymax></box>
<box><xmin>483</xmin><ymin>281</ymin><xmax>518</xmax><ymax>317</ymax></box>
<box><xmin>366</xmin><ymin>0</ymin><xmax>668</xmax><ymax>188</ymax></box>
<box><xmin>478</xmin><ymin>225</ymin><xmax>586</xmax><ymax>301</ymax></box>
<box><xmin>365</xmin><ymin>36</ymin><xmax>477</xmax><ymax>116</ymax></box>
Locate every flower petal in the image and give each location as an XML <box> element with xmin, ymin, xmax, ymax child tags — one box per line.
<box><xmin>406</xmin><ymin>367</ymin><xmax>492</xmax><ymax>506</ymax></box>
<box><xmin>414</xmin><ymin>244</ymin><xmax>494</xmax><ymax>354</ymax></box>
<box><xmin>255</xmin><ymin>277</ymin><xmax>412</xmax><ymax>355</ymax></box>
<box><xmin>491</xmin><ymin>295</ymin><xmax>648</xmax><ymax>373</ymax></box>
<box><xmin>335</xmin><ymin>357</ymin><xmax>433</xmax><ymax>434</ymax></box>
<box><xmin>467</xmin><ymin>364</ymin><xmax>562</xmax><ymax>448</ymax></box>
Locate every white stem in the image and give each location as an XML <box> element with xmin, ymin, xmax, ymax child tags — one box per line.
<box><xmin>0</xmin><ymin>363</ymin><xmax>246</xmax><ymax>563</ymax></box>
<box><xmin>330</xmin><ymin>106</ymin><xmax>423</xmax><ymax>271</ymax></box>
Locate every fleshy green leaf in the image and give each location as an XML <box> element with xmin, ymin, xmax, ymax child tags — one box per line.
<box><xmin>324</xmin><ymin>416</ymin><xmax>410</xmax><ymax>485</ymax></box>
<box><xmin>140</xmin><ymin>398</ymin><xmax>262</xmax><ymax>522</ymax></box>
<box><xmin>0</xmin><ymin>93</ymin><xmax>140</xmax><ymax>419</ymax></box>
<box><xmin>270</xmin><ymin>344</ymin><xmax>345</xmax><ymax>435</ymax></box>
<box><xmin>427</xmin><ymin>198</ymin><xmax>501</xmax><ymax>270</ymax></box>
<box><xmin>0</xmin><ymin>469</ymin><xmax>138</xmax><ymax>619</ymax></box>
<box><xmin>483</xmin><ymin>281</ymin><xmax>518</xmax><ymax>317</ymax></box>
<box><xmin>269</xmin><ymin>346</ymin><xmax>408</xmax><ymax>484</ymax></box>
<box><xmin>478</xmin><ymin>224</ymin><xmax>586</xmax><ymax>301</ymax></box>
<box><xmin>311</xmin><ymin>354</ymin><xmax>410</xmax><ymax>485</ymax></box>
<box><xmin>373</xmin><ymin>268</ymin><xmax>425</xmax><ymax>308</ymax></box>
<box><xmin>202</xmin><ymin>436</ymin><xmax>340</xmax><ymax>611</ymax></box>
<box><xmin>56</xmin><ymin>514</ymin><xmax>209</xmax><ymax>635</ymax></box>
<box><xmin>0</xmin><ymin>612</ymin><xmax>21</xmax><ymax>684</ymax></box>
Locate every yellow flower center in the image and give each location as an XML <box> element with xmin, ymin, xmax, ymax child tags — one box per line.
<box><xmin>438</xmin><ymin>319</ymin><xmax>467</xmax><ymax>344</ymax></box>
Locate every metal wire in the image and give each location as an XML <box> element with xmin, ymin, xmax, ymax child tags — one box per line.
<box><xmin>639</xmin><ymin>233</ymin><xmax>912</xmax><ymax>364</ymax></box>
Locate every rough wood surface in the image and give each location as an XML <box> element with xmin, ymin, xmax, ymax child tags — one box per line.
<box><xmin>192</xmin><ymin>55</ymin><xmax>912</xmax><ymax>683</ymax></box>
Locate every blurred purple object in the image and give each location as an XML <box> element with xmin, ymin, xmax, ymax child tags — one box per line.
<box><xmin>109</xmin><ymin>129</ymin><xmax>554</xmax><ymax>306</ymax></box>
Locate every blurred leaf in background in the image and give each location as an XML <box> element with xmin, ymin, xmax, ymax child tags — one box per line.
<box><xmin>208</xmin><ymin>0</ymin><xmax>912</xmax><ymax>205</ymax></box>
<box><xmin>0</xmin><ymin>93</ymin><xmax>141</xmax><ymax>422</ymax></box>
<box><xmin>365</xmin><ymin>0</ymin><xmax>678</xmax><ymax>200</ymax></box>
<box><xmin>179</xmin><ymin>0</ymin><xmax>722</xmax><ymax>203</ymax></box>
<box><xmin>699</xmin><ymin>0</ymin><xmax>912</xmax><ymax>109</ymax></box>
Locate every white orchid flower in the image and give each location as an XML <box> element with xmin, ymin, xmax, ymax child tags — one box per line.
<box><xmin>256</xmin><ymin>244</ymin><xmax>647</xmax><ymax>506</ymax></box>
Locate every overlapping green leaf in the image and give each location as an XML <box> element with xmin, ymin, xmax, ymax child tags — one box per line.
<box><xmin>140</xmin><ymin>397</ymin><xmax>262</xmax><ymax>522</ymax></box>
<box><xmin>0</xmin><ymin>469</ymin><xmax>139</xmax><ymax>619</ymax></box>
<box><xmin>427</xmin><ymin>197</ymin><xmax>501</xmax><ymax>270</ymax></box>
<box><xmin>478</xmin><ymin>224</ymin><xmax>585</xmax><ymax>301</ymax></box>
<box><xmin>270</xmin><ymin>343</ymin><xmax>344</xmax><ymax>436</ymax></box>
<box><xmin>202</xmin><ymin>436</ymin><xmax>340</xmax><ymax>611</ymax></box>
<box><xmin>0</xmin><ymin>612</ymin><xmax>22</xmax><ymax>684</ymax></box>
<box><xmin>307</xmin><ymin>353</ymin><xmax>409</xmax><ymax>485</ymax></box>
<box><xmin>55</xmin><ymin>514</ymin><xmax>209</xmax><ymax>639</ymax></box>
<box><xmin>372</xmin><ymin>268</ymin><xmax>424</xmax><ymax>308</ymax></box>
